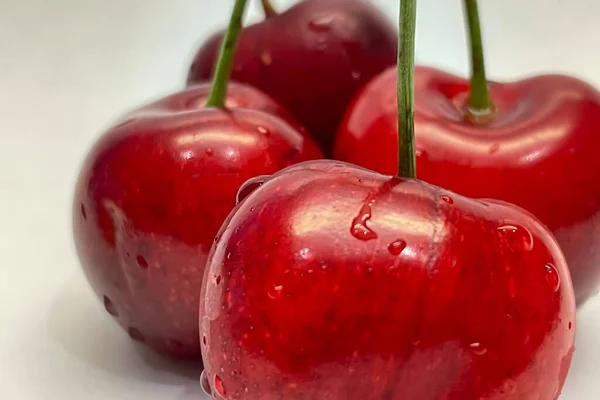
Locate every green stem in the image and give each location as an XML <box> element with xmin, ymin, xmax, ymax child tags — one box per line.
<box><xmin>463</xmin><ymin>0</ymin><xmax>493</xmax><ymax>113</ymax></box>
<box><xmin>261</xmin><ymin>0</ymin><xmax>278</xmax><ymax>18</ymax></box>
<box><xmin>397</xmin><ymin>0</ymin><xmax>417</xmax><ymax>179</ymax></box>
<box><xmin>205</xmin><ymin>0</ymin><xmax>249</xmax><ymax>108</ymax></box>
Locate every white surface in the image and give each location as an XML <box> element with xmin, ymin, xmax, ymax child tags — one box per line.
<box><xmin>1</xmin><ymin>0</ymin><xmax>599</xmax><ymax>398</ymax></box>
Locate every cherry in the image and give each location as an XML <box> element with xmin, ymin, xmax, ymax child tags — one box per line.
<box><xmin>72</xmin><ymin>0</ymin><xmax>322</xmax><ymax>359</ymax></box>
<box><xmin>200</xmin><ymin>2</ymin><xmax>576</xmax><ymax>398</ymax></box>
<box><xmin>200</xmin><ymin>160</ymin><xmax>575</xmax><ymax>399</ymax></box>
<box><xmin>187</xmin><ymin>0</ymin><xmax>398</xmax><ymax>155</ymax></box>
<box><xmin>335</xmin><ymin>0</ymin><xmax>600</xmax><ymax>304</ymax></box>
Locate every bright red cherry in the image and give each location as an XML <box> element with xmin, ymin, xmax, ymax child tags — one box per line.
<box><xmin>72</xmin><ymin>0</ymin><xmax>322</xmax><ymax>359</ymax></box>
<box><xmin>187</xmin><ymin>0</ymin><xmax>398</xmax><ymax>155</ymax></box>
<box><xmin>200</xmin><ymin>3</ymin><xmax>575</xmax><ymax>398</ymax></box>
<box><xmin>200</xmin><ymin>160</ymin><xmax>575</xmax><ymax>399</ymax></box>
<box><xmin>335</xmin><ymin>1</ymin><xmax>600</xmax><ymax>305</ymax></box>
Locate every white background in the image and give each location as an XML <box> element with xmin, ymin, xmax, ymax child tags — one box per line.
<box><xmin>1</xmin><ymin>0</ymin><xmax>599</xmax><ymax>398</ymax></box>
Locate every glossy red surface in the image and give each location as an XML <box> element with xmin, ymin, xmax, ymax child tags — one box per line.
<box><xmin>73</xmin><ymin>83</ymin><xmax>323</xmax><ymax>358</ymax></box>
<box><xmin>200</xmin><ymin>160</ymin><xmax>575</xmax><ymax>400</ymax></box>
<box><xmin>144</xmin><ymin>82</ymin><xmax>305</xmax><ymax>132</ymax></box>
<box><xmin>187</xmin><ymin>0</ymin><xmax>398</xmax><ymax>155</ymax></box>
<box><xmin>335</xmin><ymin>65</ymin><xmax>600</xmax><ymax>304</ymax></box>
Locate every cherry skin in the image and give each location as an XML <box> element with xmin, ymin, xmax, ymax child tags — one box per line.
<box><xmin>72</xmin><ymin>83</ymin><xmax>323</xmax><ymax>358</ymax></box>
<box><xmin>335</xmin><ymin>65</ymin><xmax>600</xmax><ymax>305</ymax></box>
<box><xmin>200</xmin><ymin>160</ymin><xmax>575</xmax><ymax>400</ymax></box>
<box><xmin>146</xmin><ymin>82</ymin><xmax>307</xmax><ymax>134</ymax></box>
<box><xmin>187</xmin><ymin>0</ymin><xmax>398</xmax><ymax>155</ymax></box>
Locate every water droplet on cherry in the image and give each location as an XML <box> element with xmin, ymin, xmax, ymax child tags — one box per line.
<box><xmin>136</xmin><ymin>255</ymin><xmax>148</xmax><ymax>269</ymax></box>
<box><xmin>128</xmin><ymin>327</ymin><xmax>145</xmax><ymax>342</ymax></box>
<box><xmin>215</xmin><ymin>275</ymin><xmax>222</xmax><ymax>285</ymax></box>
<box><xmin>202</xmin><ymin>335</ymin><xmax>207</xmax><ymax>346</ymax></box>
<box><xmin>80</xmin><ymin>204</ymin><xmax>87</xmax><ymax>220</ymax></box>
<box><xmin>469</xmin><ymin>342</ymin><xmax>487</xmax><ymax>355</ymax></box>
<box><xmin>415</xmin><ymin>148</ymin><xmax>427</xmax><ymax>158</ymax></box>
<box><xmin>200</xmin><ymin>370</ymin><xmax>212</xmax><ymax>396</ymax></box>
<box><xmin>351</xmin><ymin>203</ymin><xmax>377</xmax><ymax>241</ymax></box>
<box><xmin>308</xmin><ymin>15</ymin><xmax>333</xmax><ymax>32</ymax></box>
<box><xmin>236</xmin><ymin>175</ymin><xmax>270</xmax><ymax>205</ymax></box>
<box><xmin>214</xmin><ymin>374</ymin><xmax>226</xmax><ymax>398</ymax></box>
<box><xmin>388</xmin><ymin>239</ymin><xmax>406</xmax><ymax>256</ymax></box>
<box><xmin>268</xmin><ymin>284</ymin><xmax>284</xmax><ymax>299</ymax></box>
<box><xmin>440</xmin><ymin>195</ymin><xmax>454</xmax><ymax>204</ymax></box>
<box><xmin>103</xmin><ymin>295</ymin><xmax>118</xmax><ymax>317</ymax></box>
<box><xmin>257</xmin><ymin>125</ymin><xmax>270</xmax><ymax>136</ymax></box>
<box><xmin>351</xmin><ymin>223</ymin><xmax>378</xmax><ymax>241</ymax></box>
<box><xmin>205</xmin><ymin>148</ymin><xmax>214</xmax><ymax>156</ymax></box>
<box><xmin>497</xmin><ymin>223</ymin><xmax>534</xmax><ymax>251</ymax></box>
<box><xmin>351</xmin><ymin>71</ymin><xmax>361</xmax><ymax>80</ymax></box>
<box><xmin>545</xmin><ymin>263</ymin><xmax>561</xmax><ymax>292</ymax></box>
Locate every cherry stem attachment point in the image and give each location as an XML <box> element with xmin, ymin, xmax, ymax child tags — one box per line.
<box><xmin>463</xmin><ymin>0</ymin><xmax>493</xmax><ymax>115</ymax></box>
<box><xmin>261</xmin><ymin>0</ymin><xmax>278</xmax><ymax>18</ymax></box>
<box><xmin>397</xmin><ymin>0</ymin><xmax>417</xmax><ymax>179</ymax></box>
<box><xmin>206</xmin><ymin>0</ymin><xmax>249</xmax><ymax>108</ymax></box>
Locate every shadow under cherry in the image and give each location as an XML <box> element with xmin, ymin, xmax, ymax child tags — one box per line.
<box><xmin>46</xmin><ymin>277</ymin><xmax>206</xmax><ymax>397</ymax></box>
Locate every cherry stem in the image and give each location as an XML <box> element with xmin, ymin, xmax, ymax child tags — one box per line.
<box><xmin>464</xmin><ymin>0</ymin><xmax>493</xmax><ymax>114</ymax></box>
<box><xmin>397</xmin><ymin>0</ymin><xmax>417</xmax><ymax>179</ymax></box>
<box><xmin>261</xmin><ymin>0</ymin><xmax>278</xmax><ymax>18</ymax></box>
<box><xmin>205</xmin><ymin>0</ymin><xmax>249</xmax><ymax>108</ymax></box>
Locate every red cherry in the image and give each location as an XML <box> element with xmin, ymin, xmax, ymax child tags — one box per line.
<box><xmin>187</xmin><ymin>0</ymin><xmax>398</xmax><ymax>155</ymax></box>
<box><xmin>200</xmin><ymin>160</ymin><xmax>575</xmax><ymax>399</ymax></box>
<box><xmin>73</xmin><ymin>82</ymin><xmax>322</xmax><ymax>358</ymax></box>
<box><xmin>335</xmin><ymin>65</ymin><xmax>600</xmax><ymax>304</ymax></box>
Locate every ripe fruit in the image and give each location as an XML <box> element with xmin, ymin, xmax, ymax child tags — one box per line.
<box><xmin>199</xmin><ymin>160</ymin><xmax>575</xmax><ymax>399</ymax></box>
<box><xmin>72</xmin><ymin>0</ymin><xmax>322</xmax><ymax>358</ymax></box>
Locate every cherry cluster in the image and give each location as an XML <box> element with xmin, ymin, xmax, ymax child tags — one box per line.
<box><xmin>73</xmin><ymin>0</ymin><xmax>598</xmax><ymax>399</ymax></box>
